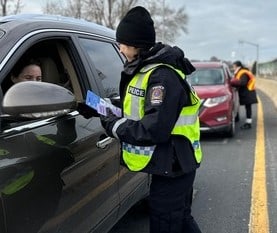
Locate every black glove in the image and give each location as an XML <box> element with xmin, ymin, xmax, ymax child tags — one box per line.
<box><xmin>77</xmin><ymin>102</ymin><xmax>99</xmax><ymax>119</ymax></box>
<box><xmin>100</xmin><ymin>108</ymin><xmax>121</xmax><ymax>137</ymax></box>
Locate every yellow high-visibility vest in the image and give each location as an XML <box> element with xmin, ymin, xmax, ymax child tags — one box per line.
<box><xmin>122</xmin><ymin>63</ymin><xmax>202</xmax><ymax>171</ymax></box>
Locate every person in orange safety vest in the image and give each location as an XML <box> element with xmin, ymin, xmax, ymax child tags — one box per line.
<box><xmin>231</xmin><ymin>60</ymin><xmax>258</xmax><ymax>129</ymax></box>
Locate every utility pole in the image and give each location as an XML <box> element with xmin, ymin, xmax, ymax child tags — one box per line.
<box><xmin>238</xmin><ymin>40</ymin><xmax>259</xmax><ymax>76</ymax></box>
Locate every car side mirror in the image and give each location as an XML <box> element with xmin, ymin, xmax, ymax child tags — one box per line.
<box><xmin>2</xmin><ymin>81</ymin><xmax>77</xmax><ymax>118</ymax></box>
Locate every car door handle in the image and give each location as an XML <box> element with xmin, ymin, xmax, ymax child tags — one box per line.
<box><xmin>96</xmin><ymin>136</ymin><xmax>114</xmax><ymax>149</ymax></box>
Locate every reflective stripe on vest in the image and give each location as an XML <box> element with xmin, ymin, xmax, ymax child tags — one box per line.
<box><xmin>236</xmin><ymin>69</ymin><xmax>256</xmax><ymax>91</ymax></box>
<box><xmin>122</xmin><ymin>63</ymin><xmax>202</xmax><ymax>171</ymax></box>
<box><xmin>122</xmin><ymin>142</ymin><xmax>155</xmax><ymax>171</ymax></box>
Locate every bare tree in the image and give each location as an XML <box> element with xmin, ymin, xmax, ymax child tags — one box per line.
<box><xmin>1</xmin><ymin>0</ymin><xmax>23</xmax><ymax>16</ymax></box>
<box><xmin>144</xmin><ymin>0</ymin><xmax>188</xmax><ymax>43</ymax></box>
<box><xmin>210</xmin><ymin>56</ymin><xmax>220</xmax><ymax>62</ymax></box>
<box><xmin>1</xmin><ymin>0</ymin><xmax>8</xmax><ymax>15</ymax></box>
<box><xmin>43</xmin><ymin>1</ymin><xmax>64</xmax><ymax>16</ymax></box>
<box><xmin>12</xmin><ymin>0</ymin><xmax>23</xmax><ymax>14</ymax></box>
<box><xmin>43</xmin><ymin>0</ymin><xmax>189</xmax><ymax>43</ymax></box>
<box><xmin>83</xmin><ymin>0</ymin><xmax>139</xmax><ymax>29</ymax></box>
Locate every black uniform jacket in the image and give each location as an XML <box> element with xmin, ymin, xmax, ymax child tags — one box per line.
<box><xmin>115</xmin><ymin>43</ymin><xmax>200</xmax><ymax>177</ymax></box>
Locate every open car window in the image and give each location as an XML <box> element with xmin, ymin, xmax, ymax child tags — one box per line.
<box><xmin>1</xmin><ymin>39</ymin><xmax>82</xmax><ymax>98</ymax></box>
<box><xmin>0</xmin><ymin>39</ymin><xmax>83</xmax><ymax>129</ymax></box>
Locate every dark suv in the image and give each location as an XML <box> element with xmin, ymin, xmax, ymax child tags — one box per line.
<box><xmin>0</xmin><ymin>14</ymin><xmax>150</xmax><ymax>233</ymax></box>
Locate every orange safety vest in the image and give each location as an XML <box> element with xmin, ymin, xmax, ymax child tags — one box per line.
<box><xmin>235</xmin><ymin>68</ymin><xmax>256</xmax><ymax>91</ymax></box>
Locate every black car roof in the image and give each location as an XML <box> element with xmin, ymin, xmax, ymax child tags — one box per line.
<box><xmin>0</xmin><ymin>13</ymin><xmax>115</xmax><ymax>39</ymax></box>
<box><xmin>0</xmin><ymin>14</ymin><xmax>116</xmax><ymax>73</ymax></box>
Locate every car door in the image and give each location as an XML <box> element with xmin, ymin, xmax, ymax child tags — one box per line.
<box><xmin>0</xmin><ymin>29</ymin><xmax>120</xmax><ymax>233</ymax></box>
<box><xmin>225</xmin><ymin>65</ymin><xmax>240</xmax><ymax>119</ymax></box>
<box><xmin>77</xmin><ymin>37</ymin><xmax>151</xmax><ymax>222</ymax></box>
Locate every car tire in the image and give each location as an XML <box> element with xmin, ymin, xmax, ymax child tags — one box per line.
<box><xmin>226</xmin><ymin>110</ymin><xmax>236</xmax><ymax>137</ymax></box>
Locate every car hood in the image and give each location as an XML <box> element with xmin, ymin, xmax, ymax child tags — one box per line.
<box><xmin>193</xmin><ymin>85</ymin><xmax>228</xmax><ymax>99</ymax></box>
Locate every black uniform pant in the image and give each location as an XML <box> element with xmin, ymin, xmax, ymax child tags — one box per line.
<box><xmin>149</xmin><ymin>171</ymin><xmax>202</xmax><ymax>233</ymax></box>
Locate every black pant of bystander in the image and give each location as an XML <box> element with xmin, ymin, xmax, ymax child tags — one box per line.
<box><xmin>245</xmin><ymin>104</ymin><xmax>252</xmax><ymax>119</ymax></box>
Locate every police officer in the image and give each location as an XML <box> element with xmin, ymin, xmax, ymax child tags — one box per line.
<box><xmin>100</xmin><ymin>6</ymin><xmax>202</xmax><ymax>233</ymax></box>
<box><xmin>231</xmin><ymin>61</ymin><xmax>258</xmax><ymax>129</ymax></box>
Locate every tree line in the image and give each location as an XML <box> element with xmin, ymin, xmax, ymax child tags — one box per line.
<box><xmin>0</xmin><ymin>0</ymin><xmax>189</xmax><ymax>44</ymax></box>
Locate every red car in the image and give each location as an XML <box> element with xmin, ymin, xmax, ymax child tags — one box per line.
<box><xmin>187</xmin><ymin>61</ymin><xmax>240</xmax><ymax>137</ymax></box>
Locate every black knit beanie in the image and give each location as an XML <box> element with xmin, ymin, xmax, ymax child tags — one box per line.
<box><xmin>116</xmin><ymin>6</ymin><xmax>156</xmax><ymax>48</ymax></box>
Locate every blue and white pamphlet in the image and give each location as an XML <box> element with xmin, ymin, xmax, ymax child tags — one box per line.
<box><xmin>85</xmin><ymin>90</ymin><xmax>121</xmax><ymax>117</ymax></box>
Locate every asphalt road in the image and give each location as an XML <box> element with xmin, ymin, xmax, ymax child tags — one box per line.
<box><xmin>109</xmin><ymin>89</ymin><xmax>277</xmax><ymax>233</ymax></box>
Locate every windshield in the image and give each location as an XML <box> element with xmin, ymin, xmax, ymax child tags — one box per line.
<box><xmin>187</xmin><ymin>68</ymin><xmax>224</xmax><ymax>86</ymax></box>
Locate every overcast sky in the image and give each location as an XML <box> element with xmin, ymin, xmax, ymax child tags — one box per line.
<box><xmin>20</xmin><ymin>0</ymin><xmax>277</xmax><ymax>64</ymax></box>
